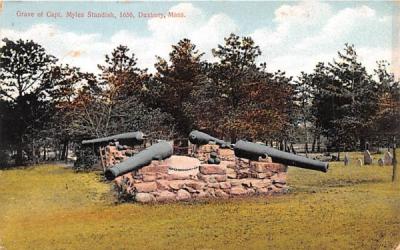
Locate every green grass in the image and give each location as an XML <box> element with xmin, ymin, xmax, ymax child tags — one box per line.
<box><xmin>0</xmin><ymin>152</ymin><xmax>399</xmax><ymax>250</ymax></box>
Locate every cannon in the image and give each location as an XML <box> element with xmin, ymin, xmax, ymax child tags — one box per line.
<box><xmin>104</xmin><ymin>141</ymin><xmax>173</xmax><ymax>180</ymax></box>
<box><xmin>234</xmin><ymin>140</ymin><xmax>328</xmax><ymax>172</ymax></box>
<box><xmin>82</xmin><ymin>131</ymin><xmax>145</xmax><ymax>147</ymax></box>
<box><xmin>189</xmin><ymin>130</ymin><xmax>230</xmax><ymax>148</ymax></box>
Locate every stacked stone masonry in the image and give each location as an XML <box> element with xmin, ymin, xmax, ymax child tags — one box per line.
<box><xmin>109</xmin><ymin>144</ymin><xmax>288</xmax><ymax>203</ymax></box>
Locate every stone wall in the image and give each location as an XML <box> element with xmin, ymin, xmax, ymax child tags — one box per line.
<box><xmin>109</xmin><ymin>144</ymin><xmax>288</xmax><ymax>203</ymax></box>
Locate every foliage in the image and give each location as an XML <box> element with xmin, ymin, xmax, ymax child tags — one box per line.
<box><xmin>373</xmin><ymin>61</ymin><xmax>400</xmax><ymax>141</ymax></box>
<box><xmin>204</xmin><ymin>34</ymin><xmax>293</xmax><ymax>142</ymax></box>
<box><xmin>309</xmin><ymin>44</ymin><xmax>381</xmax><ymax>150</ymax></box>
<box><xmin>113</xmin><ymin>176</ymin><xmax>134</xmax><ymax>203</ymax></box>
<box><xmin>65</xmin><ymin>46</ymin><xmax>175</xmax><ymax>141</ymax></box>
<box><xmin>1</xmin><ymin>36</ymin><xmax>400</xmax><ymax>165</ymax></box>
<box><xmin>0</xmin><ymin>38</ymin><xmax>57</xmax><ymax>165</ymax></box>
<box><xmin>73</xmin><ymin>146</ymin><xmax>99</xmax><ymax>171</ymax></box>
<box><xmin>149</xmin><ymin>38</ymin><xmax>206</xmax><ymax>136</ymax></box>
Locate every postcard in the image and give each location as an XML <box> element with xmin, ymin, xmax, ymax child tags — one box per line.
<box><xmin>0</xmin><ymin>1</ymin><xmax>399</xmax><ymax>249</ymax></box>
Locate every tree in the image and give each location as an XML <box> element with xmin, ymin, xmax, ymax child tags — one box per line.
<box><xmin>373</xmin><ymin>61</ymin><xmax>400</xmax><ymax>144</ymax></box>
<box><xmin>66</xmin><ymin>45</ymin><xmax>174</xmax><ymax>140</ymax></box>
<box><xmin>208</xmin><ymin>33</ymin><xmax>292</xmax><ymax>142</ymax></box>
<box><xmin>45</xmin><ymin>65</ymin><xmax>98</xmax><ymax>160</ymax></box>
<box><xmin>149</xmin><ymin>39</ymin><xmax>206</xmax><ymax>136</ymax></box>
<box><xmin>293</xmin><ymin>72</ymin><xmax>315</xmax><ymax>154</ymax></box>
<box><xmin>310</xmin><ymin>44</ymin><xmax>379</xmax><ymax>153</ymax></box>
<box><xmin>0</xmin><ymin>38</ymin><xmax>57</xmax><ymax>165</ymax></box>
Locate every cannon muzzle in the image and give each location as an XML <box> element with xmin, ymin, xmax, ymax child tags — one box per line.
<box><xmin>189</xmin><ymin>130</ymin><xmax>230</xmax><ymax>148</ymax></box>
<box><xmin>234</xmin><ymin>140</ymin><xmax>328</xmax><ymax>172</ymax></box>
<box><xmin>105</xmin><ymin>141</ymin><xmax>173</xmax><ymax>180</ymax></box>
<box><xmin>82</xmin><ymin>131</ymin><xmax>145</xmax><ymax>147</ymax></box>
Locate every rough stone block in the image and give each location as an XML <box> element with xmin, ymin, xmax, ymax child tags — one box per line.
<box><xmin>215</xmin><ymin>189</ymin><xmax>229</xmax><ymax>198</ymax></box>
<box><xmin>228</xmin><ymin>180</ymin><xmax>242</xmax><ymax>186</ymax></box>
<box><xmin>255</xmin><ymin>187</ymin><xmax>270</xmax><ymax>194</ymax></box>
<box><xmin>230</xmin><ymin>186</ymin><xmax>247</xmax><ymax>195</ymax></box>
<box><xmin>255</xmin><ymin>172</ymin><xmax>268</xmax><ymax>179</ymax></box>
<box><xmin>271</xmin><ymin>173</ymin><xmax>287</xmax><ymax>184</ymax></box>
<box><xmin>274</xmin><ymin>183</ymin><xmax>286</xmax><ymax>188</ymax></box>
<box><xmin>155</xmin><ymin>180</ymin><xmax>170</xmax><ymax>190</ymax></box>
<box><xmin>219</xmin><ymin>160</ymin><xmax>236</xmax><ymax>169</ymax></box>
<box><xmin>206</xmin><ymin>188</ymin><xmax>216</xmax><ymax>197</ymax></box>
<box><xmin>198</xmin><ymin>144</ymin><xmax>220</xmax><ymax>152</ymax></box>
<box><xmin>142</xmin><ymin>173</ymin><xmax>157</xmax><ymax>182</ymax></box>
<box><xmin>199</xmin><ymin>164</ymin><xmax>226</xmax><ymax>175</ymax></box>
<box><xmin>207</xmin><ymin>183</ymin><xmax>220</xmax><ymax>188</ymax></box>
<box><xmin>218</xmin><ymin>149</ymin><xmax>235</xmax><ymax>161</ymax></box>
<box><xmin>219</xmin><ymin>182</ymin><xmax>231</xmax><ymax>189</ymax></box>
<box><xmin>252</xmin><ymin>162</ymin><xmax>287</xmax><ymax>173</ymax></box>
<box><xmin>198</xmin><ymin>173</ymin><xmax>227</xmax><ymax>183</ymax></box>
<box><xmin>138</xmin><ymin>164</ymin><xmax>169</xmax><ymax>174</ymax></box>
<box><xmin>134</xmin><ymin>182</ymin><xmax>157</xmax><ymax>192</ymax></box>
<box><xmin>184</xmin><ymin>181</ymin><xmax>205</xmax><ymax>191</ymax></box>
<box><xmin>250</xmin><ymin>179</ymin><xmax>272</xmax><ymax>189</ymax></box>
<box><xmin>176</xmin><ymin>189</ymin><xmax>191</xmax><ymax>201</ymax></box>
<box><xmin>135</xmin><ymin>193</ymin><xmax>156</xmax><ymax>203</ymax></box>
<box><xmin>167</xmin><ymin>174</ymin><xmax>192</xmax><ymax>180</ymax></box>
<box><xmin>155</xmin><ymin>191</ymin><xmax>176</xmax><ymax>202</ymax></box>
<box><xmin>168</xmin><ymin>180</ymin><xmax>186</xmax><ymax>190</ymax></box>
<box><xmin>194</xmin><ymin>191</ymin><xmax>209</xmax><ymax>199</ymax></box>
<box><xmin>237</xmin><ymin>169</ymin><xmax>250</xmax><ymax>178</ymax></box>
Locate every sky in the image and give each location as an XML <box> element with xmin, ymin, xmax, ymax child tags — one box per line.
<box><xmin>0</xmin><ymin>1</ymin><xmax>398</xmax><ymax>78</ymax></box>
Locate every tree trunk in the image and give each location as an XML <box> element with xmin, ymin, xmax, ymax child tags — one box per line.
<box><xmin>305</xmin><ymin>142</ymin><xmax>309</xmax><ymax>157</ymax></box>
<box><xmin>284</xmin><ymin>140</ymin><xmax>289</xmax><ymax>152</ymax></box>
<box><xmin>317</xmin><ymin>135</ymin><xmax>321</xmax><ymax>153</ymax></box>
<box><xmin>312</xmin><ymin>136</ymin><xmax>316</xmax><ymax>153</ymax></box>
<box><xmin>392</xmin><ymin>142</ymin><xmax>397</xmax><ymax>182</ymax></box>
<box><xmin>15</xmin><ymin>136</ymin><xmax>23</xmax><ymax>166</ymax></box>
<box><xmin>64</xmin><ymin>140</ymin><xmax>69</xmax><ymax>163</ymax></box>
<box><xmin>360</xmin><ymin>137</ymin><xmax>366</xmax><ymax>151</ymax></box>
<box><xmin>61</xmin><ymin>141</ymin><xmax>67</xmax><ymax>161</ymax></box>
<box><xmin>43</xmin><ymin>146</ymin><xmax>47</xmax><ymax>161</ymax></box>
<box><xmin>32</xmin><ymin>143</ymin><xmax>37</xmax><ymax>165</ymax></box>
<box><xmin>290</xmin><ymin>143</ymin><xmax>296</xmax><ymax>154</ymax></box>
<box><xmin>230</xmin><ymin>132</ymin><xmax>237</xmax><ymax>144</ymax></box>
<box><xmin>304</xmin><ymin>119</ymin><xmax>309</xmax><ymax>157</ymax></box>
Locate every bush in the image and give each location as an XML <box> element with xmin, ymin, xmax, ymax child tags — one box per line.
<box><xmin>0</xmin><ymin>150</ymin><xmax>10</xmax><ymax>168</ymax></box>
<box><xmin>73</xmin><ymin>147</ymin><xmax>98</xmax><ymax>171</ymax></box>
<box><xmin>113</xmin><ymin>176</ymin><xmax>134</xmax><ymax>203</ymax></box>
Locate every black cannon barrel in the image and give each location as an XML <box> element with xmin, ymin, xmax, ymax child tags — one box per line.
<box><xmin>82</xmin><ymin>131</ymin><xmax>145</xmax><ymax>147</ymax></box>
<box><xmin>104</xmin><ymin>141</ymin><xmax>173</xmax><ymax>180</ymax></box>
<box><xmin>189</xmin><ymin>130</ymin><xmax>230</xmax><ymax>148</ymax></box>
<box><xmin>234</xmin><ymin>140</ymin><xmax>328</xmax><ymax>173</ymax></box>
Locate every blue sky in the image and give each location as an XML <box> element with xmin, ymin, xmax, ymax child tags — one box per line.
<box><xmin>0</xmin><ymin>1</ymin><xmax>397</xmax><ymax>77</ymax></box>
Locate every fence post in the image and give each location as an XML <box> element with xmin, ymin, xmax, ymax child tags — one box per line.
<box><xmin>392</xmin><ymin>138</ymin><xmax>397</xmax><ymax>182</ymax></box>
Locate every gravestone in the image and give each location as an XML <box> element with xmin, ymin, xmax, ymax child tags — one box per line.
<box><xmin>383</xmin><ymin>151</ymin><xmax>393</xmax><ymax>165</ymax></box>
<box><xmin>356</xmin><ymin>158</ymin><xmax>363</xmax><ymax>167</ymax></box>
<box><xmin>378</xmin><ymin>158</ymin><xmax>384</xmax><ymax>166</ymax></box>
<box><xmin>344</xmin><ymin>153</ymin><xmax>350</xmax><ymax>166</ymax></box>
<box><xmin>364</xmin><ymin>150</ymin><xmax>372</xmax><ymax>165</ymax></box>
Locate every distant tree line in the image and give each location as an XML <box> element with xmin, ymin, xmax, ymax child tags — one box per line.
<box><xmin>0</xmin><ymin>34</ymin><xmax>399</xmax><ymax>166</ymax></box>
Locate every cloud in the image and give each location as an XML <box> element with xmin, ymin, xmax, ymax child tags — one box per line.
<box><xmin>0</xmin><ymin>2</ymin><xmax>393</xmax><ymax>78</ymax></box>
<box><xmin>250</xmin><ymin>2</ymin><xmax>392</xmax><ymax>77</ymax></box>
<box><xmin>0</xmin><ymin>3</ymin><xmax>238</xmax><ymax>73</ymax></box>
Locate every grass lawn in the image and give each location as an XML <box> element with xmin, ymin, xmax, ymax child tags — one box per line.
<box><xmin>0</xmin><ymin>151</ymin><xmax>399</xmax><ymax>249</ymax></box>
